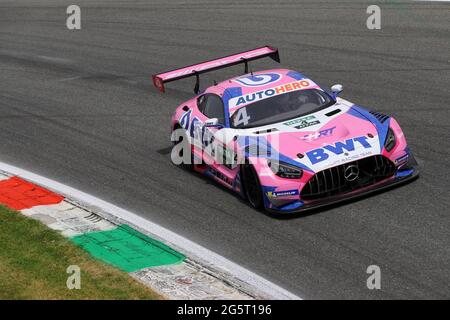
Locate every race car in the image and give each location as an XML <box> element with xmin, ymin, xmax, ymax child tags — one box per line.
<box><xmin>152</xmin><ymin>46</ymin><xmax>419</xmax><ymax>213</ymax></box>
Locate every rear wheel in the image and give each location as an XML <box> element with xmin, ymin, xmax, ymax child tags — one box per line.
<box><xmin>242</xmin><ymin>164</ymin><xmax>264</xmax><ymax>209</ymax></box>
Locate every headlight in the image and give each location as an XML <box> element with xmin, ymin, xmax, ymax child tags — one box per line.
<box><xmin>384</xmin><ymin>127</ymin><xmax>396</xmax><ymax>152</ymax></box>
<box><xmin>268</xmin><ymin>160</ymin><xmax>303</xmax><ymax>179</ymax></box>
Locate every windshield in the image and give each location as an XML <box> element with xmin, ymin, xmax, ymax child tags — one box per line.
<box><xmin>230</xmin><ymin>89</ymin><xmax>334</xmax><ymax>128</ymax></box>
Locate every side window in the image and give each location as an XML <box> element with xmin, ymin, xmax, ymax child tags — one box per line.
<box><xmin>198</xmin><ymin>94</ymin><xmax>225</xmax><ymax>124</ymax></box>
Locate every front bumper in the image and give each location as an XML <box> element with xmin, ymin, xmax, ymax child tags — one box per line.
<box><xmin>265</xmin><ymin>154</ymin><xmax>419</xmax><ymax>214</ymax></box>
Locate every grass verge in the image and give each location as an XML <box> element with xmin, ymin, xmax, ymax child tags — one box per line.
<box><xmin>0</xmin><ymin>205</ymin><xmax>162</xmax><ymax>299</ymax></box>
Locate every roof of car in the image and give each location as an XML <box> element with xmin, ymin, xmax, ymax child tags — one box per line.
<box><xmin>204</xmin><ymin>69</ymin><xmax>307</xmax><ymax>94</ymax></box>
<box><xmin>202</xmin><ymin>68</ymin><xmax>321</xmax><ymax>113</ymax></box>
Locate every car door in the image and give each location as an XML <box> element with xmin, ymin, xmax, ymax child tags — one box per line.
<box><xmin>196</xmin><ymin>93</ymin><xmax>225</xmax><ymax>161</ymax></box>
<box><xmin>197</xmin><ymin>94</ymin><xmax>239</xmax><ymax>188</ymax></box>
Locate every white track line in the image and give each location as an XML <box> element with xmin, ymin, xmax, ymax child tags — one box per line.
<box><xmin>0</xmin><ymin>160</ymin><xmax>301</xmax><ymax>300</ymax></box>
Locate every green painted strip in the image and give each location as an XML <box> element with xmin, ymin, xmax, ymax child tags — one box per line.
<box><xmin>70</xmin><ymin>224</ymin><xmax>186</xmax><ymax>272</ymax></box>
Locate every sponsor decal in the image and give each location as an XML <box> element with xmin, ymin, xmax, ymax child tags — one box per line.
<box><xmin>215</xmin><ymin>144</ymin><xmax>238</xmax><ymax>168</ymax></box>
<box><xmin>229</xmin><ymin>79</ymin><xmax>312</xmax><ymax>108</ymax></box>
<box><xmin>164</xmin><ymin>48</ymin><xmax>272</xmax><ymax>79</ymax></box>
<box><xmin>301</xmin><ymin>126</ymin><xmax>336</xmax><ymax>141</ymax></box>
<box><xmin>328</xmin><ymin>151</ymin><xmax>372</xmax><ymax>167</ymax></box>
<box><xmin>306</xmin><ymin>136</ymin><xmax>372</xmax><ymax>165</ymax></box>
<box><xmin>179</xmin><ymin>109</ymin><xmax>192</xmax><ymax>130</ymax></box>
<box><xmin>179</xmin><ymin>109</ymin><xmax>206</xmax><ymax>140</ymax></box>
<box><xmin>234</xmin><ymin>73</ymin><xmax>281</xmax><ymax>87</ymax></box>
<box><xmin>267</xmin><ymin>190</ymin><xmax>299</xmax><ymax>198</ymax></box>
<box><xmin>395</xmin><ymin>153</ymin><xmax>409</xmax><ymax>165</ymax></box>
<box><xmin>208</xmin><ymin>168</ymin><xmax>233</xmax><ymax>186</ymax></box>
<box><xmin>284</xmin><ymin>115</ymin><xmax>320</xmax><ymax>129</ymax></box>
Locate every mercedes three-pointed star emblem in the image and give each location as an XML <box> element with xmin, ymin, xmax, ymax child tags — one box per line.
<box><xmin>344</xmin><ymin>165</ymin><xmax>359</xmax><ymax>182</ymax></box>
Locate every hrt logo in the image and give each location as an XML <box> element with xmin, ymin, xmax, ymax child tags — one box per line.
<box><xmin>306</xmin><ymin>136</ymin><xmax>371</xmax><ymax>164</ymax></box>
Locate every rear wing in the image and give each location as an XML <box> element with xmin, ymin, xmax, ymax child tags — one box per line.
<box><xmin>152</xmin><ymin>45</ymin><xmax>280</xmax><ymax>93</ymax></box>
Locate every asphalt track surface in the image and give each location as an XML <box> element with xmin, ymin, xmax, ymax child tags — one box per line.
<box><xmin>1</xmin><ymin>0</ymin><xmax>449</xmax><ymax>299</ymax></box>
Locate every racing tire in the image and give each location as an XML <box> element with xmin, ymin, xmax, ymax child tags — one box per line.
<box><xmin>242</xmin><ymin>163</ymin><xmax>264</xmax><ymax>210</ymax></box>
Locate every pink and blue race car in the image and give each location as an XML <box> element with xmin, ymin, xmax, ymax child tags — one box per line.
<box><xmin>153</xmin><ymin>46</ymin><xmax>418</xmax><ymax>214</ymax></box>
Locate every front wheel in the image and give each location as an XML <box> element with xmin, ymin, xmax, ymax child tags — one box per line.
<box><xmin>242</xmin><ymin>164</ymin><xmax>264</xmax><ymax>209</ymax></box>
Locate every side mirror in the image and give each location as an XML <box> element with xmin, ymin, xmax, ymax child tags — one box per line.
<box><xmin>331</xmin><ymin>84</ymin><xmax>343</xmax><ymax>98</ymax></box>
<box><xmin>204</xmin><ymin>118</ymin><xmax>222</xmax><ymax>128</ymax></box>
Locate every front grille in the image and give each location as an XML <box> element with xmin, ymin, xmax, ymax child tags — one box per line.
<box><xmin>369</xmin><ymin>111</ymin><xmax>389</xmax><ymax>123</ymax></box>
<box><xmin>300</xmin><ymin>155</ymin><xmax>396</xmax><ymax>201</ymax></box>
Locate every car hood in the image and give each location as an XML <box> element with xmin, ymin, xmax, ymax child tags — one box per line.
<box><xmin>235</xmin><ymin>101</ymin><xmax>389</xmax><ymax>173</ymax></box>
